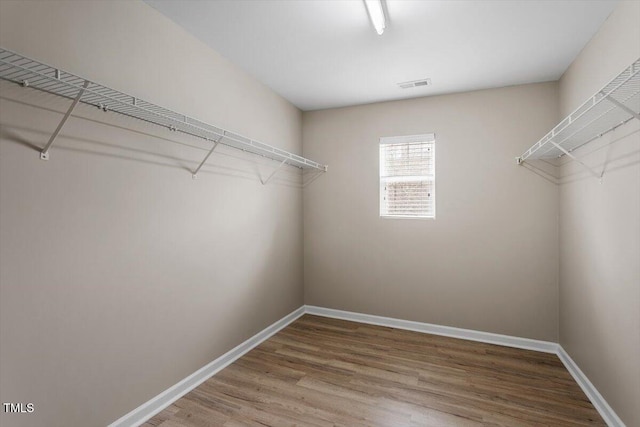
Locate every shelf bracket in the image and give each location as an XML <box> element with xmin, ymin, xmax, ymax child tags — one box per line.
<box><xmin>260</xmin><ymin>158</ymin><xmax>288</xmax><ymax>185</ymax></box>
<box><xmin>192</xmin><ymin>135</ymin><xmax>223</xmax><ymax>179</ymax></box>
<box><xmin>40</xmin><ymin>80</ymin><xmax>89</xmax><ymax>160</ymax></box>
<box><xmin>0</xmin><ymin>47</ymin><xmax>328</xmax><ymax>172</ymax></box>
<box><xmin>549</xmin><ymin>140</ymin><xmax>602</xmax><ymax>182</ymax></box>
<box><xmin>602</xmin><ymin>92</ymin><xmax>640</xmax><ymax>121</ymax></box>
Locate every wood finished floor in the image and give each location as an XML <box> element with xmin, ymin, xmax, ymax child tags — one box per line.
<box><xmin>143</xmin><ymin>315</ymin><xmax>605</xmax><ymax>426</ymax></box>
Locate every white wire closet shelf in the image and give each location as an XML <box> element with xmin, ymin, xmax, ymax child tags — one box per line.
<box><xmin>0</xmin><ymin>47</ymin><xmax>328</xmax><ymax>176</ymax></box>
<box><xmin>517</xmin><ymin>57</ymin><xmax>640</xmax><ymax>170</ymax></box>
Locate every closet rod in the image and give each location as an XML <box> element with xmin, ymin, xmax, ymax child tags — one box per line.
<box><xmin>516</xmin><ymin>58</ymin><xmax>639</xmax><ymax>181</ymax></box>
<box><xmin>0</xmin><ymin>47</ymin><xmax>328</xmax><ymax>174</ymax></box>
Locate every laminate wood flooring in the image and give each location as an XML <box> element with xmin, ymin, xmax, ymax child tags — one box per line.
<box><xmin>143</xmin><ymin>314</ymin><xmax>605</xmax><ymax>426</ymax></box>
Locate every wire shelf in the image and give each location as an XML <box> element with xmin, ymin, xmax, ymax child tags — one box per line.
<box><xmin>0</xmin><ymin>47</ymin><xmax>327</xmax><ymax>172</ymax></box>
<box><xmin>519</xmin><ymin>58</ymin><xmax>640</xmax><ymax>162</ymax></box>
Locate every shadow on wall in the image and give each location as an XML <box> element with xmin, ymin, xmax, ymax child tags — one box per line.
<box><xmin>0</xmin><ymin>82</ymin><xmax>307</xmax><ymax>425</ymax></box>
<box><xmin>0</xmin><ymin>85</ymin><xmax>322</xmax><ymax>189</ymax></box>
<box><xmin>559</xmin><ymin>125</ymin><xmax>640</xmax><ymax>185</ymax></box>
<box><xmin>521</xmin><ymin>159</ymin><xmax>561</xmax><ymax>185</ymax></box>
<box><xmin>519</xmin><ymin>124</ymin><xmax>640</xmax><ymax>185</ymax></box>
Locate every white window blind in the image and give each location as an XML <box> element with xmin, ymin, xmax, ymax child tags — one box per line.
<box><xmin>380</xmin><ymin>134</ymin><xmax>435</xmax><ymax>219</ymax></box>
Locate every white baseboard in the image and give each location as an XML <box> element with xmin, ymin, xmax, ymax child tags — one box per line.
<box><xmin>557</xmin><ymin>347</ymin><xmax>626</xmax><ymax>427</ymax></box>
<box><xmin>108</xmin><ymin>306</ymin><xmax>306</xmax><ymax>427</ymax></box>
<box><xmin>110</xmin><ymin>304</ymin><xmax>625</xmax><ymax>427</ymax></box>
<box><xmin>305</xmin><ymin>305</ymin><xmax>559</xmax><ymax>353</ymax></box>
<box><xmin>305</xmin><ymin>305</ymin><xmax>625</xmax><ymax>427</ymax></box>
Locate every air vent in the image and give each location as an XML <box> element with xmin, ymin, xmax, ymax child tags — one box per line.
<box><xmin>397</xmin><ymin>78</ymin><xmax>432</xmax><ymax>89</ymax></box>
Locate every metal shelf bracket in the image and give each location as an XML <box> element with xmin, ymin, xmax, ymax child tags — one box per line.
<box><xmin>548</xmin><ymin>140</ymin><xmax>603</xmax><ymax>182</ymax></box>
<box><xmin>0</xmin><ymin>47</ymin><xmax>328</xmax><ymax>174</ymax></box>
<box><xmin>260</xmin><ymin>158</ymin><xmax>288</xmax><ymax>185</ymax></box>
<box><xmin>517</xmin><ymin>57</ymin><xmax>639</xmax><ymax>185</ymax></box>
<box><xmin>40</xmin><ymin>80</ymin><xmax>89</xmax><ymax>160</ymax></box>
<box><xmin>603</xmin><ymin>92</ymin><xmax>640</xmax><ymax>121</ymax></box>
<box><xmin>192</xmin><ymin>135</ymin><xmax>223</xmax><ymax>179</ymax></box>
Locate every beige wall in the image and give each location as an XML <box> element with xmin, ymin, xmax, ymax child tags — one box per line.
<box><xmin>558</xmin><ymin>1</ymin><xmax>640</xmax><ymax>425</ymax></box>
<box><xmin>303</xmin><ymin>82</ymin><xmax>560</xmax><ymax>341</ymax></box>
<box><xmin>0</xmin><ymin>1</ymin><xmax>304</xmax><ymax>426</ymax></box>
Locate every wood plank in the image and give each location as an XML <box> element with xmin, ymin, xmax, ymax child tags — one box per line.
<box><xmin>145</xmin><ymin>314</ymin><xmax>605</xmax><ymax>426</ymax></box>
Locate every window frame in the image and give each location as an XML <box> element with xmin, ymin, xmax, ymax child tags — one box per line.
<box><xmin>379</xmin><ymin>133</ymin><xmax>436</xmax><ymax>220</ymax></box>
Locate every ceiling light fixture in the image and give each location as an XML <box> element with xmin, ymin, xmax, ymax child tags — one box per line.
<box><xmin>364</xmin><ymin>0</ymin><xmax>386</xmax><ymax>35</ymax></box>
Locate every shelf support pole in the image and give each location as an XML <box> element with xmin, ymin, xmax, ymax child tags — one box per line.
<box><xmin>192</xmin><ymin>135</ymin><xmax>223</xmax><ymax>179</ymax></box>
<box><xmin>261</xmin><ymin>158</ymin><xmax>288</xmax><ymax>185</ymax></box>
<box><xmin>40</xmin><ymin>80</ymin><xmax>89</xmax><ymax>160</ymax></box>
<box><xmin>602</xmin><ymin>93</ymin><xmax>640</xmax><ymax>121</ymax></box>
<box><xmin>548</xmin><ymin>140</ymin><xmax>602</xmax><ymax>182</ymax></box>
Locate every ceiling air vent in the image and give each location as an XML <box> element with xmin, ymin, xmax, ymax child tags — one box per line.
<box><xmin>397</xmin><ymin>78</ymin><xmax>432</xmax><ymax>89</ymax></box>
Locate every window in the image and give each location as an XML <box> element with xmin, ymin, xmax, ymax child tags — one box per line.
<box><xmin>380</xmin><ymin>134</ymin><xmax>435</xmax><ymax>219</ymax></box>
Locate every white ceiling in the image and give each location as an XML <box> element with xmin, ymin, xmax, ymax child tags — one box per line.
<box><xmin>145</xmin><ymin>0</ymin><xmax>617</xmax><ymax>111</ymax></box>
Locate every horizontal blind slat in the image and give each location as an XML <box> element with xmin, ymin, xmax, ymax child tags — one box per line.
<box><xmin>380</xmin><ymin>139</ymin><xmax>435</xmax><ymax>218</ymax></box>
